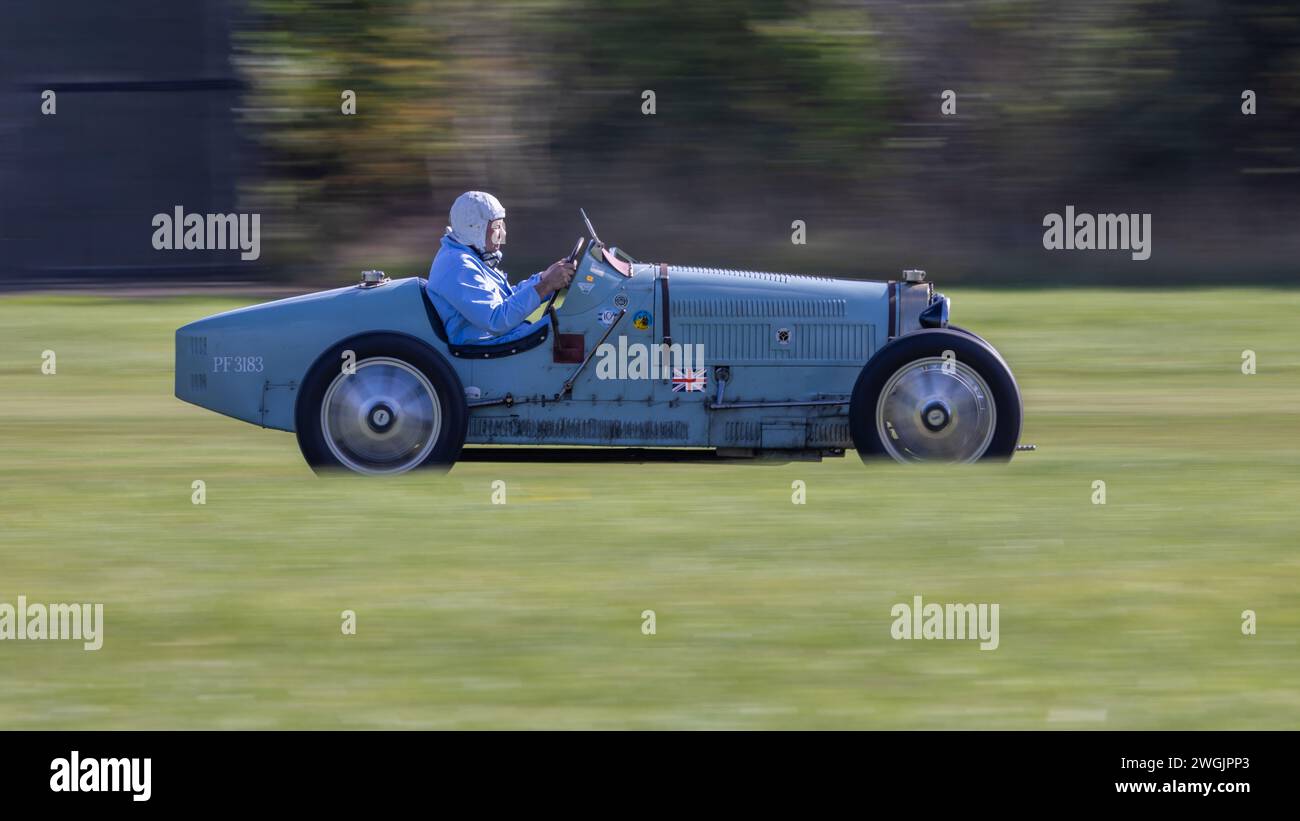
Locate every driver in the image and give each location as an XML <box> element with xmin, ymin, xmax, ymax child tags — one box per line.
<box><xmin>426</xmin><ymin>191</ymin><xmax>576</xmax><ymax>345</ymax></box>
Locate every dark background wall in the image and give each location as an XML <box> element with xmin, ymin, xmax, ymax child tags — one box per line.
<box><xmin>2</xmin><ymin>0</ymin><xmax>1298</xmax><ymax>288</ymax></box>
<box><xmin>0</xmin><ymin>0</ymin><xmax>249</xmax><ymax>285</ymax></box>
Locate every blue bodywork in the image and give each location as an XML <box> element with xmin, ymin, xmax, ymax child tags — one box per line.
<box><xmin>175</xmin><ymin>241</ymin><xmax>939</xmax><ymax>456</ymax></box>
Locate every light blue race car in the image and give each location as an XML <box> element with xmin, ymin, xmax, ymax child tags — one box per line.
<box><xmin>174</xmin><ymin>210</ymin><xmax>1023</xmax><ymax>475</ymax></box>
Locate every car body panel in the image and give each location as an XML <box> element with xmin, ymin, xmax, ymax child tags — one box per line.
<box><xmin>175</xmin><ymin>240</ymin><xmax>938</xmax><ymax>453</ymax></box>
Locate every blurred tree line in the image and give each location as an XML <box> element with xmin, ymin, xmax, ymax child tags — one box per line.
<box><xmin>234</xmin><ymin>0</ymin><xmax>1300</xmax><ymax>283</ymax></box>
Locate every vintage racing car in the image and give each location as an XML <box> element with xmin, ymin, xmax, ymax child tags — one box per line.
<box><xmin>174</xmin><ymin>211</ymin><xmax>1023</xmax><ymax>474</ymax></box>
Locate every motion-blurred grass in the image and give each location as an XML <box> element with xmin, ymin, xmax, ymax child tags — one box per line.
<box><xmin>0</xmin><ymin>289</ymin><xmax>1297</xmax><ymax>729</ymax></box>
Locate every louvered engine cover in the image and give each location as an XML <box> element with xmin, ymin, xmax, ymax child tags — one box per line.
<box><xmin>667</xmin><ymin>266</ymin><xmax>882</xmax><ymax>364</ymax></box>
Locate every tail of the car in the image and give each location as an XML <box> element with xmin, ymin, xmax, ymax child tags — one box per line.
<box><xmin>174</xmin><ymin>277</ymin><xmax>441</xmax><ymax>431</ymax></box>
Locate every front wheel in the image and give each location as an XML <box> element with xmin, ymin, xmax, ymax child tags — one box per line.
<box><xmin>295</xmin><ymin>334</ymin><xmax>468</xmax><ymax>475</ymax></box>
<box><xmin>850</xmin><ymin>329</ymin><xmax>1021</xmax><ymax>463</ymax></box>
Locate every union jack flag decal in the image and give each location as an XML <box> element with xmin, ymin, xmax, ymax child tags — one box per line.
<box><xmin>671</xmin><ymin>367</ymin><xmax>707</xmax><ymax>392</ymax></box>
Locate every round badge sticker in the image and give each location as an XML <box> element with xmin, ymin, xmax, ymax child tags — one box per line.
<box><xmin>613</xmin><ymin>292</ymin><xmax>629</xmax><ymax>309</ymax></box>
<box><xmin>632</xmin><ymin>310</ymin><xmax>652</xmax><ymax>330</ymax></box>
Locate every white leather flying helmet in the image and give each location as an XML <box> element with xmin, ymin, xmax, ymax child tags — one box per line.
<box><xmin>447</xmin><ymin>191</ymin><xmax>505</xmax><ymax>252</ymax></box>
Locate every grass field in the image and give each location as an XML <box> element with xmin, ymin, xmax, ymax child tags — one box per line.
<box><xmin>1</xmin><ymin>289</ymin><xmax>1298</xmax><ymax>729</ymax></box>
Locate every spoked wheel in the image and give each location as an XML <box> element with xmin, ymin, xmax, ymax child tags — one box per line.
<box><xmin>850</xmin><ymin>329</ymin><xmax>1021</xmax><ymax>463</ymax></box>
<box><xmin>296</xmin><ymin>334</ymin><xmax>467</xmax><ymax>475</ymax></box>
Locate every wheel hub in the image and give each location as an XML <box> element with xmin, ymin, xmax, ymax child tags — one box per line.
<box><xmin>366</xmin><ymin>402</ymin><xmax>395</xmax><ymax>433</ymax></box>
<box><xmin>920</xmin><ymin>400</ymin><xmax>951</xmax><ymax>432</ymax></box>
<box><xmin>875</xmin><ymin>357</ymin><xmax>996</xmax><ymax>463</ymax></box>
<box><xmin>320</xmin><ymin>358</ymin><xmax>442</xmax><ymax>475</ymax></box>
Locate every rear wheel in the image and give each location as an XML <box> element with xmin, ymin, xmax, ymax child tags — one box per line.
<box><xmin>850</xmin><ymin>329</ymin><xmax>1021</xmax><ymax>463</ymax></box>
<box><xmin>295</xmin><ymin>334</ymin><xmax>467</xmax><ymax>475</ymax></box>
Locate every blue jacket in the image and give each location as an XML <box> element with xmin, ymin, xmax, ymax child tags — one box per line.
<box><xmin>426</xmin><ymin>235</ymin><xmax>548</xmax><ymax>345</ymax></box>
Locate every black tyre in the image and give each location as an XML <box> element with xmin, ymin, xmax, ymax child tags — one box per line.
<box><xmin>850</xmin><ymin>329</ymin><xmax>1021</xmax><ymax>463</ymax></box>
<box><xmin>948</xmin><ymin>324</ymin><xmax>1009</xmax><ymax>368</ymax></box>
<box><xmin>295</xmin><ymin>333</ymin><xmax>468</xmax><ymax>475</ymax></box>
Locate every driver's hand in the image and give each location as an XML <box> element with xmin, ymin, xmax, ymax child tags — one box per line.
<box><xmin>537</xmin><ymin>258</ymin><xmax>577</xmax><ymax>298</ymax></box>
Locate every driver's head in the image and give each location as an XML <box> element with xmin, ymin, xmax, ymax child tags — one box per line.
<box><xmin>447</xmin><ymin>191</ymin><xmax>506</xmax><ymax>253</ymax></box>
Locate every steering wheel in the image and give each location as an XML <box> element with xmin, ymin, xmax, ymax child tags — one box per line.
<box><xmin>543</xmin><ymin>236</ymin><xmax>586</xmax><ymax>328</ymax></box>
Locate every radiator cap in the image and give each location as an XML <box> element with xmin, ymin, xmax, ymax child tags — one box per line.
<box><xmin>902</xmin><ymin>269</ymin><xmax>927</xmax><ymax>283</ymax></box>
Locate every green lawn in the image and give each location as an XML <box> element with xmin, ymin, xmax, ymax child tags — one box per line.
<box><xmin>1</xmin><ymin>289</ymin><xmax>1297</xmax><ymax>729</ymax></box>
